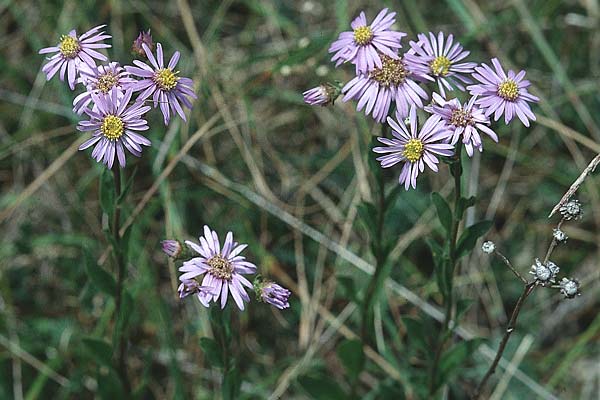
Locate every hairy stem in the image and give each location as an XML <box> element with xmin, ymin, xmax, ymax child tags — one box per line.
<box><xmin>429</xmin><ymin>147</ymin><xmax>463</xmax><ymax>394</ymax></box>
<box><xmin>360</xmin><ymin>170</ymin><xmax>386</xmax><ymax>344</ymax></box>
<box><xmin>473</xmin><ymin>283</ymin><xmax>536</xmax><ymax>398</ymax></box>
<box><xmin>111</xmin><ymin>166</ymin><xmax>129</xmax><ymax>393</ymax></box>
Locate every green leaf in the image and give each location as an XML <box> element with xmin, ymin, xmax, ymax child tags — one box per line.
<box><xmin>99</xmin><ymin>168</ymin><xmax>115</xmax><ymax>217</ymax></box>
<box><xmin>456</xmin><ymin>299</ymin><xmax>475</xmax><ymax>322</ymax></box>
<box><xmin>337</xmin><ymin>276</ymin><xmax>358</xmax><ymax>303</ymax></box>
<box><xmin>96</xmin><ymin>368</ymin><xmax>125</xmax><ymax>399</ymax></box>
<box><xmin>81</xmin><ymin>337</ymin><xmax>113</xmax><ymax>367</ymax></box>
<box><xmin>455</xmin><ymin>221</ymin><xmax>493</xmax><ymax>259</ymax></box>
<box><xmin>456</xmin><ymin>196</ymin><xmax>476</xmax><ymax>220</ymax></box>
<box><xmin>336</xmin><ymin>339</ymin><xmax>365</xmax><ymax>382</ymax></box>
<box><xmin>357</xmin><ymin>202</ymin><xmax>378</xmax><ymax>237</ymax></box>
<box><xmin>222</xmin><ymin>364</ymin><xmax>241</xmax><ymax>400</ymax></box>
<box><xmin>117</xmin><ymin>167</ymin><xmax>137</xmax><ymax>205</ymax></box>
<box><xmin>84</xmin><ymin>253</ymin><xmax>116</xmax><ymax>296</ymax></box>
<box><xmin>438</xmin><ymin>339</ymin><xmax>483</xmax><ymax>385</ymax></box>
<box><xmin>384</xmin><ymin>184</ymin><xmax>402</xmax><ymax>209</ymax></box>
<box><xmin>298</xmin><ymin>374</ymin><xmax>347</xmax><ymax>400</ymax></box>
<box><xmin>431</xmin><ymin>192</ymin><xmax>452</xmax><ymax>233</ymax></box>
<box><xmin>199</xmin><ymin>337</ymin><xmax>223</xmax><ymax>368</ymax></box>
<box><xmin>402</xmin><ymin>317</ymin><xmax>428</xmax><ymax>352</ymax></box>
<box><xmin>425</xmin><ymin>239</ymin><xmax>448</xmax><ymax>296</ymax></box>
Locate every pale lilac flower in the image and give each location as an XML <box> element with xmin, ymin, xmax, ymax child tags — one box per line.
<box><xmin>177</xmin><ymin>279</ymin><xmax>216</xmax><ymax>299</ymax></box>
<box><xmin>179</xmin><ymin>226</ymin><xmax>257</xmax><ymax>311</ymax></box>
<box><xmin>342</xmin><ymin>55</ymin><xmax>429</xmax><ymax>121</ymax></box>
<box><xmin>73</xmin><ymin>62</ymin><xmax>136</xmax><ymax>114</ymax></box>
<box><xmin>161</xmin><ymin>239</ymin><xmax>183</xmax><ymax>258</ymax></box>
<box><xmin>77</xmin><ymin>88</ymin><xmax>151</xmax><ymax>168</ymax></box>
<box><xmin>257</xmin><ymin>280</ymin><xmax>291</xmax><ymax>310</ymax></box>
<box><xmin>427</xmin><ymin>93</ymin><xmax>498</xmax><ymax>156</ymax></box>
<box><xmin>132</xmin><ymin>29</ymin><xmax>153</xmax><ymax>58</ymax></box>
<box><xmin>467</xmin><ymin>58</ymin><xmax>539</xmax><ymax>126</ymax></box>
<box><xmin>303</xmin><ymin>82</ymin><xmax>340</xmax><ymax>106</ymax></box>
<box><xmin>373</xmin><ymin>107</ymin><xmax>453</xmax><ymax>190</ymax></box>
<box><xmin>125</xmin><ymin>43</ymin><xmax>196</xmax><ymax>125</ymax></box>
<box><xmin>404</xmin><ymin>32</ymin><xmax>476</xmax><ymax>97</ymax></box>
<box><xmin>39</xmin><ymin>25</ymin><xmax>111</xmax><ymax>90</ymax></box>
<box><xmin>329</xmin><ymin>8</ymin><xmax>406</xmax><ymax>74</ymax></box>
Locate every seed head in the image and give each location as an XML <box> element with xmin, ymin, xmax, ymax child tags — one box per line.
<box><xmin>559</xmin><ymin>277</ymin><xmax>581</xmax><ymax>299</ymax></box>
<box><xmin>559</xmin><ymin>199</ymin><xmax>583</xmax><ymax>220</ymax></box>
<box><xmin>553</xmin><ymin>228</ymin><xmax>568</xmax><ymax>243</ymax></box>
<box><xmin>481</xmin><ymin>241</ymin><xmax>495</xmax><ymax>254</ymax></box>
<box><xmin>529</xmin><ymin>258</ymin><xmax>558</xmax><ymax>285</ymax></box>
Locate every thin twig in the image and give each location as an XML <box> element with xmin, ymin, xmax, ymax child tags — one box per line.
<box><xmin>494</xmin><ymin>250</ymin><xmax>527</xmax><ymax>284</ymax></box>
<box><xmin>473</xmin><ymin>282</ymin><xmax>536</xmax><ymax>399</ymax></box>
<box><xmin>548</xmin><ymin>153</ymin><xmax>600</xmax><ymax>218</ymax></box>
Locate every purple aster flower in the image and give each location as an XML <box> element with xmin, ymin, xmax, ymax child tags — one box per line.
<box><xmin>467</xmin><ymin>58</ymin><xmax>539</xmax><ymax>127</ymax></box>
<box><xmin>342</xmin><ymin>54</ymin><xmax>429</xmax><ymax>121</ymax></box>
<box><xmin>73</xmin><ymin>62</ymin><xmax>136</xmax><ymax>114</ymax></box>
<box><xmin>303</xmin><ymin>82</ymin><xmax>341</xmax><ymax>106</ymax></box>
<box><xmin>132</xmin><ymin>29</ymin><xmax>154</xmax><ymax>58</ymax></box>
<box><xmin>161</xmin><ymin>239</ymin><xmax>183</xmax><ymax>258</ymax></box>
<box><xmin>258</xmin><ymin>281</ymin><xmax>291</xmax><ymax>310</ymax></box>
<box><xmin>329</xmin><ymin>8</ymin><xmax>406</xmax><ymax>74</ymax></box>
<box><xmin>39</xmin><ymin>25</ymin><xmax>111</xmax><ymax>90</ymax></box>
<box><xmin>77</xmin><ymin>88</ymin><xmax>151</xmax><ymax>168</ymax></box>
<box><xmin>177</xmin><ymin>279</ymin><xmax>216</xmax><ymax>299</ymax></box>
<box><xmin>404</xmin><ymin>32</ymin><xmax>477</xmax><ymax>97</ymax></box>
<box><xmin>427</xmin><ymin>93</ymin><xmax>498</xmax><ymax>156</ymax></box>
<box><xmin>373</xmin><ymin>107</ymin><xmax>454</xmax><ymax>189</ymax></box>
<box><xmin>125</xmin><ymin>43</ymin><xmax>197</xmax><ymax>125</ymax></box>
<box><xmin>178</xmin><ymin>226</ymin><xmax>257</xmax><ymax>311</ymax></box>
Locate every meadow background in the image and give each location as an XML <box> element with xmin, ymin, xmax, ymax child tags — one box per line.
<box><xmin>1</xmin><ymin>0</ymin><xmax>599</xmax><ymax>398</ymax></box>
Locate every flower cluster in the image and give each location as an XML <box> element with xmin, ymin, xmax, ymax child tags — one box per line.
<box><xmin>302</xmin><ymin>8</ymin><xmax>540</xmax><ymax>190</ymax></box>
<box><xmin>39</xmin><ymin>26</ymin><xmax>196</xmax><ymax>169</ymax></box>
<box><xmin>163</xmin><ymin>226</ymin><xmax>291</xmax><ymax>311</ymax></box>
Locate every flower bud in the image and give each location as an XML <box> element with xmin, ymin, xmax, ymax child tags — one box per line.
<box><xmin>161</xmin><ymin>239</ymin><xmax>183</xmax><ymax>259</ymax></box>
<box><xmin>132</xmin><ymin>30</ymin><xmax>154</xmax><ymax>58</ymax></box>
<box><xmin>302</xmin><ymin>82</ymin><xmax>341</xmax><ymax>106</ymax></box>
<box><xmin>254</xmin><ymin>277</ymin><xmax>291</xmax><ymax>310</ymax></box>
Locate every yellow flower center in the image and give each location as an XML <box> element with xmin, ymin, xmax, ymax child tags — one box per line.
<box><xmin>101</xmin><ymin>115</ymin><xmax>124</xmax><ymax>140</ymax></box>
<box><xmin>96</xmin><ymin>72</ymin><xmax>119</xmax><ymax>93</ymax></box>
<box><xmin>207</xmin><ymin>255</ymin><xmax>233</xmax><ymax>280</ymax></box>
<box><xmin>403</xmin><ymin>138</ymin><xmax>424</xmax><ymax>163</ymax></box>
<box><xmin>450</xmin><ymin>108</ymin><xmax>472</xmax><ymax>127</ymax></box>
<box><xmin>353</xmin><ymin>26</ymin><xmax>374</xmax><ymax>46</ymax></box>
<box><xmin>370</xmin><ymin>56</ymin><xmax>408</xmax><ymax>87</ymax></box>
<box><xmin>59</xmin><ymin>35</ymin><xmax>80</xmax><ymax>59</ymax></box>
<box><xmin>154</xmin><ymin>68</ymin><xmax>179</xmax><ymax>91</ymax></box>
<box><xmin>497</xmin><ymin>79</ymin><xmax>519</xmax><ymax>101</ymax></box>
<box><xmin>430</xmin><ymin>56</ymin><xmax>452</xmax><ymax>76</ymax></box>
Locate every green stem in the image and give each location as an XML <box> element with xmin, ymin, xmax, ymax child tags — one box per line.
<box><xmin>360</xmin><ymin>170</ymin><xmax>386</xmax><ymax>344</ymax></box>
<box><xmin>429</xmin><ymin>146</ymin><xmax>463</xmax><ymax>395</ymax></box>
<box><xmin>111</xmin><ymin>166</ymin><xmax>129</xmax><ymax>394</ymax></box>
<box><xmin>354</xmin><ymin>136</ymin><xmax>389</xmax><ymax>398</ymax></box>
